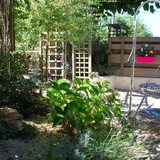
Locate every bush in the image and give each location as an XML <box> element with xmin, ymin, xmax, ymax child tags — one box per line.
<box><xmin>92</xmin><ymin>64</ymin><xmax>119</xmax><ymax>76</ymax></box>
<box><xmin>92</xmin><ymin>39</ymin><xmax>119</xmax><ymax>75</ymax></box>
<box><xmin>0</xmin><ymin>78</ymin><xmax>50</xmax><ymax>117</ymax></box>
<box><xmin>45</xmin><ymin>77</ymin><xmax>125</xmax><ymax>133</ymax></box>
<box><xmin>0</xmin><ymin>123</ymin><xmax>39</xmax><ymax>140</ymax></box>
<box><xmin>0</xmin><ymin>53</ymin><xmax>49</xmax><ymax>117</ymax></box>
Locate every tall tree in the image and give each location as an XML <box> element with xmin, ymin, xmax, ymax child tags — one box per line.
<box><xmin>0</xmin><ymin>0</ymin><xmax>28</xmax><ymax>54</ymax></box>
<box><xmin>0</xmin><ymin>0</ymin><xmax>16</xmax><ymax>54</ymax></box>
<box><xmin>0</xmin><ymin>0</ymin><xmax>11</xmax><ymax>54</ymax></box>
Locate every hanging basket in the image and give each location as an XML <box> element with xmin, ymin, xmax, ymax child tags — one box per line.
<box><xmin>136</xmin><ymin>55</ymin><xmax>155</xmax><ymax>63</ymax></box>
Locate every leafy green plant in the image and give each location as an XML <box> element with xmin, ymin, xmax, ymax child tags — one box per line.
<box><xmin>0</xmin><ymin>123</ymin><xmax>38</xmax><ymax>140</ymax></box>
<box><xmin>0</xmin><ymin>52</ymin><xmax>49</xmax><ymax>117</ymax></box>
<box><xmin>0</xmin><ymin>78</ymin><xmax>48</xmax><ymax>117</ymax></box>
<box><xmin>92</xmin><ymin>64</ymin><xmax>119</xmax><ymax>76</ymax></box>
<box><xmin>24</xmin><ymin>150</ymin><xmax>42</xmax><ymax>160</ymax></box>
<box><xmin>45</xmin><ymin>77</ymin><xmax>123</xmax><ymax>132</ymax></box>
<box><xmin>138</xmin><ymin>43</ymin><xmax>158</xmax><ymax>57</ymax></box>
<box><xmin>0</xmin><ymin>52</ymin><xmax>30</xmax><ymax>81</ymax></box>
<box><xmin>73</xmin><ymin>127</ymin><xmax>136</xmax><ymax>160</ymax></box>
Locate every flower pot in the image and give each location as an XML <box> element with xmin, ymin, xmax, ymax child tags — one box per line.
<box><xmin>136</xmin><ymin>55</ymin><xmax>155</xmax><ymax>62</ymax></box>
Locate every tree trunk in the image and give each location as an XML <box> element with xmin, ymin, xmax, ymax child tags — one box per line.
<box><xmin>0</xmin><ymin>0</ymin><xmax>15</xmax><ymax>54</ymax></box>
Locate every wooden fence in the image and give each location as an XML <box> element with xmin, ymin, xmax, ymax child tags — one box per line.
<box><xmin>108</xmin><ymin>37</ymin><xmax>160</xmax><ymax>78</ymax></box>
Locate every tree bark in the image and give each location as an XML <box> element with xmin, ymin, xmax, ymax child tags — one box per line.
<box><xmin>0</xmin><ymin>0</ymin><xmax>15</xmax><ymax>54</ymax></box>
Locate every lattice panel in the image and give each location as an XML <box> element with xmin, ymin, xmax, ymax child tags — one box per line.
<box><xmin>40</xmin><ymin>32</ymin><xmax>66</xmax><ymax>81</ymax></box>
<box><xmin>48</xmin><ymin>42</ymin><xmax>66</xmax><ymax>80</ymax></box>
<box><xmin>72</xmin><ymin>42</ymin><xmax>92</xmax><ymax>79</ymax></box>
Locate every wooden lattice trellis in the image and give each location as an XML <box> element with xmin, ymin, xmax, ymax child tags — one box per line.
<box><xmin>39</xmin><ymin>32</ymin><xmax>66</xmax><ymax>82</ymax></box>
<box><xmin>39</xmin><ymin>32</ymin><xmax>92</xmax><ymax>81</ymax></box>
<box><xmin>72</xmin><ymin>41</ymin><xmax>92</xmax><ymax>79</ymax></box>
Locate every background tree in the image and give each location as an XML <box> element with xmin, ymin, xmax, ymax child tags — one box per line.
<box><xmin>114</xmin><ymin>14</ymin><xmax>153</xmax><ymax>37</ymax></box>
<box><xmin>15</xmin><ymin>0</ymin><xmax>103</xmax><ymax>51</ymax></box>
<box><xmin>1</xmin><ymin>0</ymin><xmax>160</xmax><ymax>54</ymax></box>
<box><xmin>100</xmin><ymin>0</ymin><xmax>160</xmax><ymax>15</ymax></box>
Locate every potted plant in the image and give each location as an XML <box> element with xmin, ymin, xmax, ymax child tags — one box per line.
<box><xmin>136</xmin><ymin>43</ymin><xmax>158</xmax><ymax>62</ymax></box>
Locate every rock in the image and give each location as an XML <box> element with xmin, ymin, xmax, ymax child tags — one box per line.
<box><xmin>0</xmin><ymin>106</ymin><xmax>23</xmax><ymax>132</ymax></box>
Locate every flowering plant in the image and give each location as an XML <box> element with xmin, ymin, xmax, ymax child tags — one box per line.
<box><xmin>138</xmin><ymin>43</ymin><xmax>157</xmax><ymax>57</ymax></box>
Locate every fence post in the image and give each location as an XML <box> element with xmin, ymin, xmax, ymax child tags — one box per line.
<box><xmin>120</xmin><ymin>37</ymin><xmax>125</xmax><ymax>76</ymax></box>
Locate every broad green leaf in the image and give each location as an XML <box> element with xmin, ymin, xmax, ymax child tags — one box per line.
<box><xmin>105</xmin><ymin>107</ymin><xmax>112</xmax><ymax>118</ymax></box>
<box><xmin>150</xmin><ymin>5</ymin><xmax>155</xmax><ymax>13</ymax></box>
<box><xmin>54</xmin><ymin>97</ymin><xmax>65</xmax><ymax>106</ymax></box>
<box><xmin>57</xmin><ymin>79</ymin><xmax>66</xmax><ymax>84</ymax></box>
<box><xmin>89</xmin><ymin>84</ymin><xmax>99</xmax><ymax>95</ymax></box>
<box><xmin>112</xmin><ymin>107</ymin><xmax>122</xmax><ymax>118</ymax></box>
<box><xmin>73</xmin><ymin>77</ymin><xmax>82</xmax><ymax>85</ymax></box>
<box><xmin>76</xmin><ymin>86</ymin><xmax>89</xmax><ymax>96</ymax></box>
<box><xmin>55</xmin><ymin>105</ymin><xmax>64</xmax><ymax>114</ymax></box>
<box><xmin>143</xmin><ymin>3</ymin><xmax>149</xmax><ymax>11</ymax></box>
<box><xmin>94</xmin><ymin>114</ymin><xmax>104</xmax><ymax>124</ymax></box>
<box><xmin>66</xmin><ymin>101</ymin><xmax>79</xmax><ymax>113</ymax></box>
<box><xmin>47</xmin><ymin>113</ymin><xmax>54</xmax><ymax>123</ymax></box>
<box><xmin>59</xmin><ymin>82</ymin><xmax>71</xmax><ymax>91</ymax></box>
<box><xmin>56</xmin><ymin>113</ymin><xmax>65</xmax><ymax>118</ymax></box>
<box><xmin>68</xmin><ymin>118</ymin><xmax>77</xmax><ymax>128</ymax></box>
<box><xmin>155</xmin><ymin>2</ymin><xmax>160</xmax><ymax>8</ymax></box>
<box><xmin>78</xmin><ymin>107</ymin><xmax>88</xmax><ymax>115</ymax></box>
<box><xmin>53</xmin><ymin>117</ymin><xmax>63</xmax><ymax>127</ymax></box>
<box><xmin>83</xmin><ymin>117</ymin><xmax>93</xmax><ymax>124</ymax></box>
<box><xmin>47</xmin><ymin>87</ymin><xmax>59</xmax><ymax>96</ymax></box>
<box><xmin>63</xmin><ymin>106</ymin><xmax>68</xmax><ymax>115</ymax></box>
<box><xmin>50</xmin><ymin>80</ymin><xmax>59</xmax><ymax>88</ymax></box>
<box><xmin>83</xmin><ymin>78</ymin><xmax>90</xmax><ymax>85</ymax></box>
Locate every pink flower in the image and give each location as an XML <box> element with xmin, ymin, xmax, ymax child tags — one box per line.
<box><xmin>110</xmin><ymin>117</ymin><xmax>121</xmax><ymax>129</ymax></box>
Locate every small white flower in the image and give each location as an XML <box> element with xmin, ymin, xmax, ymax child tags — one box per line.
<box><xmin>141</xmin><ymin>48</ymin><xmax>143</xmax><ymax>52</ymax></box>
<box><xmin>145</xmin><ymin>44</ymin><xmax>148</xmax><ymax>47</ymax></box>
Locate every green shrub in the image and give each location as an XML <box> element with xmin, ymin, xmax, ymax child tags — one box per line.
<box><xmin>0</xmin><ymin>78</ymin><xmax>48</xmax><ymax>117</ymax></box>
<box><xmin>0</xmin><ymin>123</ymin><xmax>39</xmax><ymax>140</ymax></box>
<box><xmin>92</xmin><ymin>64</ymin><xmax>119</xmax><ymax>76</ymax></box>
<box><xmin>92</xmin><ymin>39</ymin><xmax>108</xmax><ymax>67</ymax></box>
<box><xmin>45</xmin><ymin>77</ymin><xmax>124</xmax><ymax>132</ymax></box>
<box><xmin>0</xmin><ymin>53</ymin><xmax>49</xmax><ymax>117</ymax></box>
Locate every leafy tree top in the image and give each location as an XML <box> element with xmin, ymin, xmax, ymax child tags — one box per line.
<box><xmin>99</xmin><ymin>0</ymin><xmax>160</xmax><ymax>16</ymax></box>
